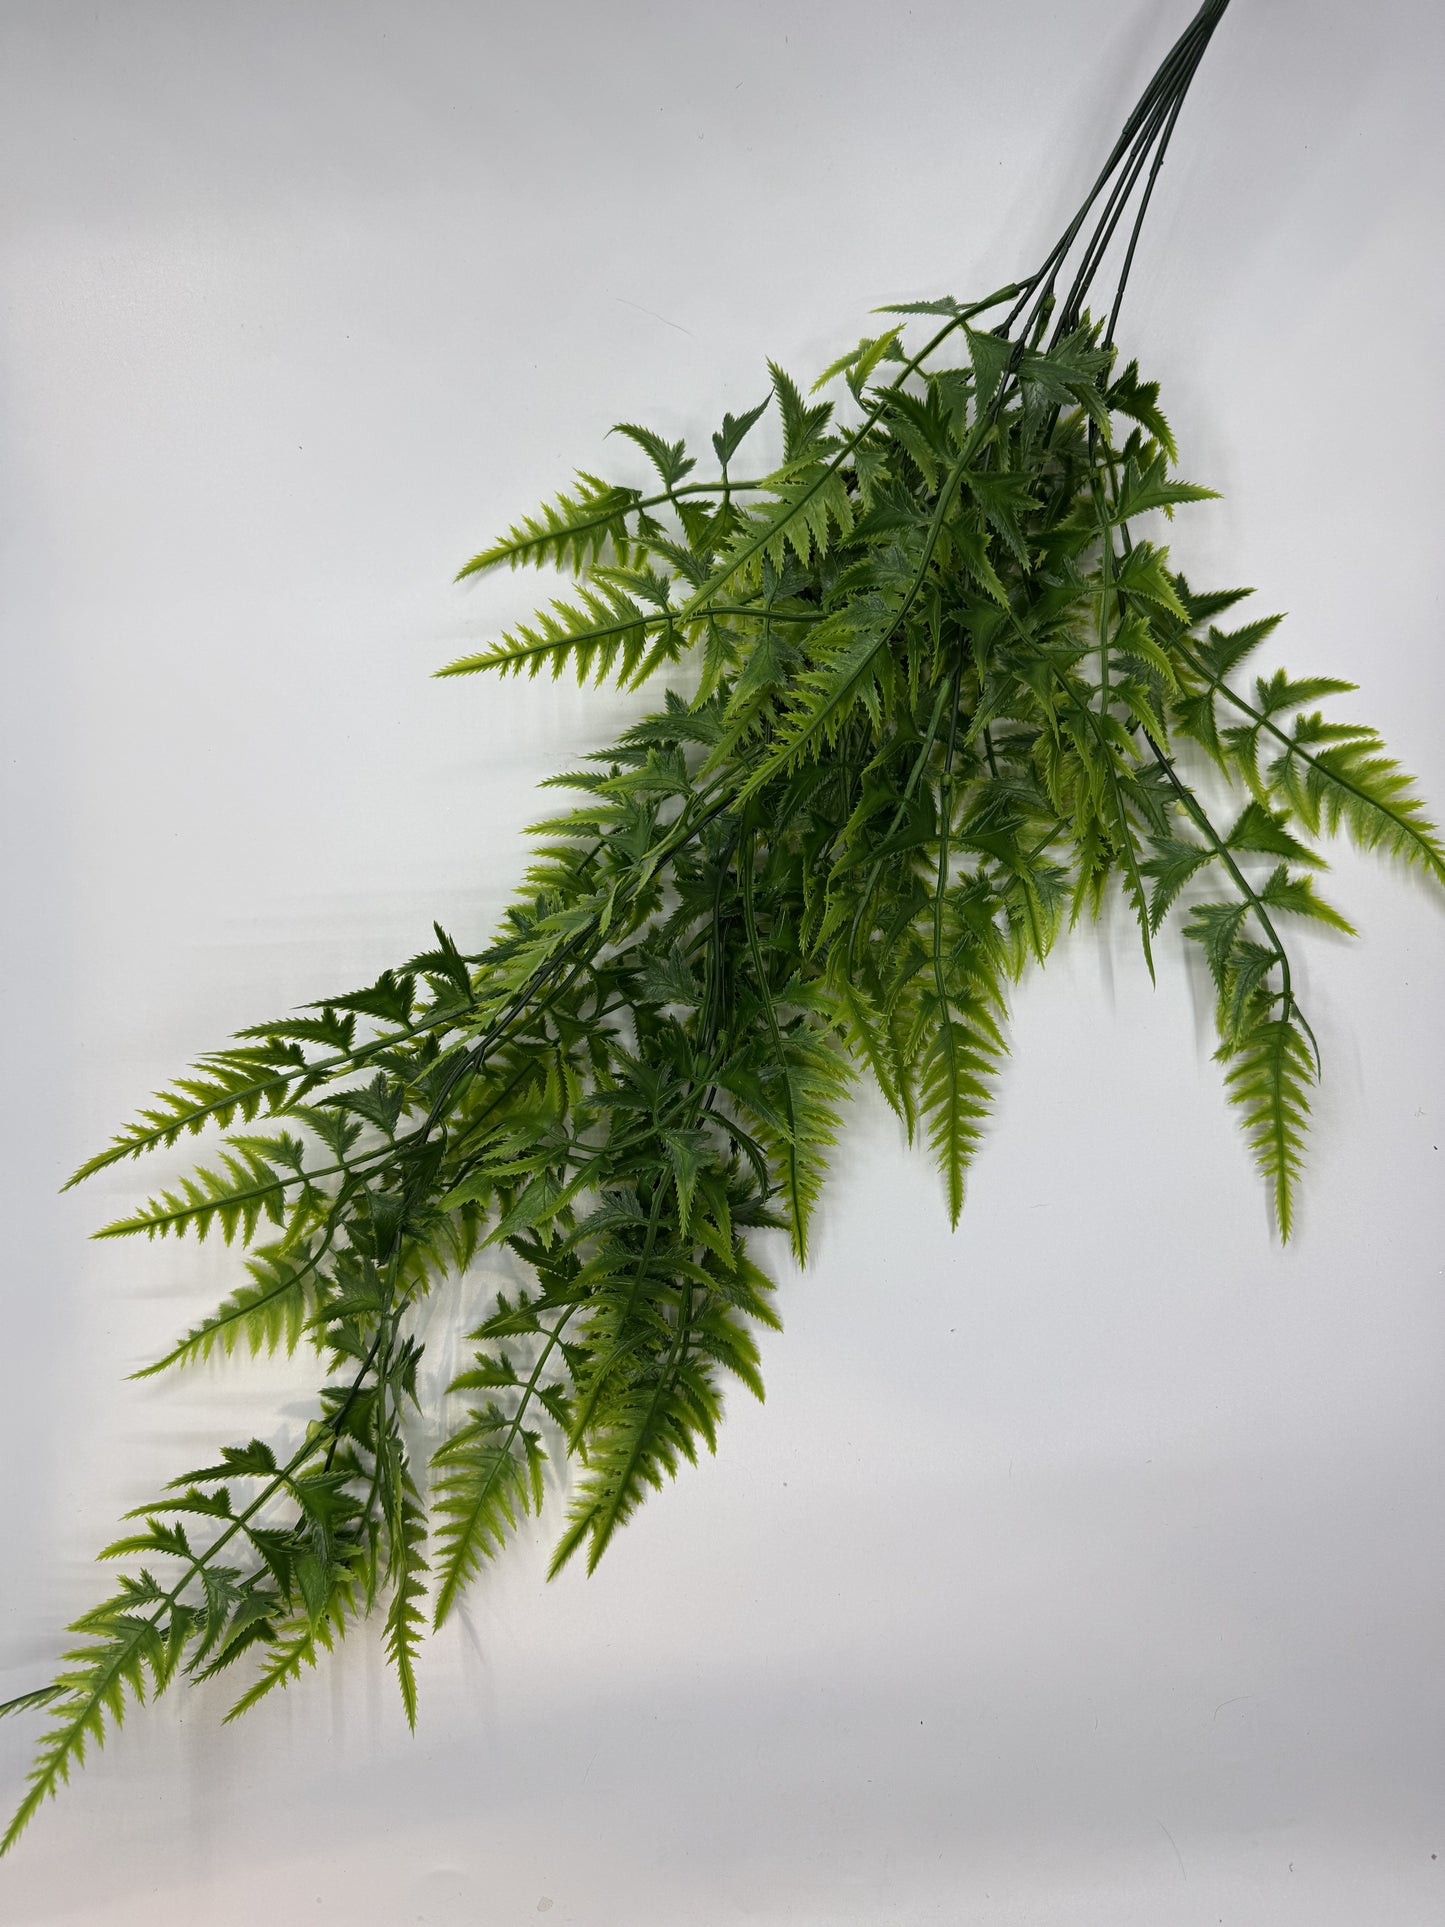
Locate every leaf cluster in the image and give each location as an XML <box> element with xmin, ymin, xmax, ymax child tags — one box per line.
<box><xmin>5</xmin><ymin>0</ymin><xmax>1437</xmax><ymax>1850</ymax></box>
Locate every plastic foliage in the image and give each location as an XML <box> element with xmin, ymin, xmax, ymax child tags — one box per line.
<box><xmin>3</xmin><ymin>0</ymin><xmax>1439</xmax><ymax>1853</ymax></box>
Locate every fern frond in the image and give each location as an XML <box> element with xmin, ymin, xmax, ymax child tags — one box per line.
<box><xmin>223</xmin><ymin>1587</ymin><xmax>354</xmax><ymax>1723</ymax></box>
<box><xmin>722</xmin><ymin>1007</ymin><xmax>852</xmax><ymax>1263</ymax></box>
<box><xmin>549</xmin><ymin>1347</ymin><xmax>721</xmax><ymax>1578</ymax></box>
<box><xmin>609</xmin><ymin>424</ymin><xmax>696</xmax><ymax>490</ymax></box>
<box><xmin>93</xmin><ymin>1137</ymin><xmax>310</xmax><ymax>1245</ymax></box>
<box><xmin>435</xmin><ymin>581</ymin><xmax>673</xmax><ymax>685</ymax></box>
<box><xmin>1106</xmin><ymin>360</ymin><xmax>1176</xmax><ymax>460</ymax></box>
<box><xmin>1141</xmin><ymin>835</ymin><xmax>1215</xmax><ymax>931</ymax></box>
<box><xmin>752</xmin><ymin>462</ymin><xmax>855</xmax><ymax>570</ymax></box>
<box><xmin>429</xmin><ymin>1396</ymin><xmax>547</xmax><ymax>1627</ymax></box>
<box><xmin>1268</xmin><ymin>718</ymin><xmax>1445</xmax><ymax>883</ymax></box>
<box><xmin>1219</xmin><ymin>1002</ymin><xmax>1314</xmax><ymax>1241</ymax></box>
<box><xmin>917</xmin><ymin>986</ymin><xmax>1008</xmax><ymax>1228</ymax></box>
<box><xmin>830</xmin><ymin>976</ymin><xmax>908</xmax><ymax>1122</ymax></box>
<box><xmin>456</xmin><ymin>473</ymin><xmax>640</xmax><ymax>577</ymax></box>
<box><xmin>743</xmin><ymin>605</ymin><xmax>895</xmax><ymax>787</ymax></box>
<box><xmin>1</xmin><ymin>1608</ymin><xmax>170</xmax><ymax>1854</ymax></box>
<box><xmin>131</xmin><ymin>1242</ymin><xmax>321</xmax><ymax>1377</ymax></box>
<box><xmin>380</xmin><ymin>1456</ymin><xmax>428</xmax><ymax>1730</ymax></box>
<box><xmin>64</xmin><ymin>1052</ymin><xmax>306</xmax><ymax>1187</ymax></box>
<box><xmin>65</xmin><ymin>994</ymin><xmax>473</xmax><ymax>1187</ymax></box>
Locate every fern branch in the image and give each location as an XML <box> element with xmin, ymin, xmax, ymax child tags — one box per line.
<box><xmin>1220</xmin><ymin>1006</ymin><xmax>1314</xmax><ymax>1241</ymax></box>
<box><xmin>548</xmin><ymin>1291</ymin><xmax>705</xmax><ymax>1580</ymax></box>
<box><xmin>1173</xmin><ymin>636</ymin><xmax>1445</xmax><ymax>883</ymax></box>
<box><xmin>676</xmin><ymin>281</ymin><xmax>1030</xmax><ymax>621</ymax></box>
<box><xmin>0</xmin><ymin>1427</ymin><xmax>326</xmax><ymax>1853</ymax></box>
<box><xmin>131</xmin><ymin>1232</ymin><xmax>337</xmax><ymax>1378</ymax></box>
<box><xmin>66</xmin><ymin>1000</ymin><xmax>476</xmax><ymax>1188</ymax></box>
<box><xmin>455</xmin><ymin>476</ymin><xmax>778</xmax><ymax>579</ymax></box>
<box><xmin>1147</xmin><ymin>739</ymin><xmax>1304</xmax><ymax>1026</ymax></box>
<box><xmin>430</xmin><ymin>1313</ymin><xmax>576</xmax><ymax>1626</ymax></box>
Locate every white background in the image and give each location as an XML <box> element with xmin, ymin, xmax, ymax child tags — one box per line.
<box><xmin>1</xmin><ymin>2</ymin><xmax>1442</xmax><ymax>1921</ymax></box>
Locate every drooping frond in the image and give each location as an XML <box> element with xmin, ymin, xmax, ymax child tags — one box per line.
<box><xmin>429</xmin><ymin>1379</ymin><xmax>550</xmax><ymax>1627</ymax></box>
<box><xmin>379</xmin><ymin>1453</ymin><xmax>429</xmax><ymax>1730</ymax></box>
<box><xmin>1218</xmin><ymin>1002</ymin><xmax>1314</xmax><ymax>1241</ymax></box>
<box><xmin>719</xmin><ymin>997</ymin><xmax>853</xmax><ymax>1263</ymax></box>
<box><xmin>1170</xmin><ymin>630</ymin><xmax>1445</xmax><ymax>885</ymax></box>
<box><xmin>915</xmin><ymin>910</ymin><xmax>1010</xmax><ymax>1227</ymax></box>
<box><xmin>223</xmin><ymin>1580</ymin><xmax>359</xmax><ymax>1724</ymax></box>
<box><xmin>548</xmin><ymin>1350</ymin><xmax>722</xmax><ymax>1579</ymax></box>
<box><xmin>918</xmin><ymin>1014</ymin><xmax>997</xmax><ymax>1228</ymax></box>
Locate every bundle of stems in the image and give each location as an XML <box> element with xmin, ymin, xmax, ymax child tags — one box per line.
<box><xmin>3</xmin><ymin>0</ymin><xmax>1439</xmax><ymax>1852</ymax></box>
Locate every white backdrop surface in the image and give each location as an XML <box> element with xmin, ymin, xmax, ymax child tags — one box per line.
<box><xmin>1</xmin><ymin>2</ymin><xmax>1442</xmax><ymax>1922</ymax></box>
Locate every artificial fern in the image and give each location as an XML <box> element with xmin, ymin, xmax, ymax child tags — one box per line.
<box><xmin>4</xmin><ymin>0</ymin><xmax>1441</xmax><ymax>1853</ymax></box>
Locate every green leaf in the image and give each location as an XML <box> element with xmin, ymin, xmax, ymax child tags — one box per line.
<box><xmin>919</xmin><ymin>1006</ymin><xmax>1005</xmax><ymax>1228</ymax></box>
<box><xmin>1255</xmin><ymin>669</ymin><xmax>1357</xmax><ymax>716</ymax></box>
<box><xmin>1114</xmin><ymin>542</ymin><xmax>1188</xmax><ymax>619</ymax></box>
<box><xmin>430</xmin><ymin>1410</ymin><xmax>544</xmax><ymax>1627</ymax></box>
<box><xmin>1223</xmin><ymin>801</ymin><xmax>1324</xmax><ymax>868</ymax></box>
<box><xmin>1267</xmin><ymin>718</ymin><xmax>1445</xmax><ymax>883</ymax></box>
<box><xmin>1256</xmin><ymin>865</ymin><xmax>1356</xmax><ymax>934</ymax></box>
<box><xmin>1106</xmin><ymin>360</ymin><xmax>1176</xmax><ymax>460</ymax></box>
<box><xmin>712</xmin><ymin>397</ymin><xmax>770</xmax><ymax>470</ymax></box>
<box><xmin>610</xmin><ymin>422</ymin><xmax>697</xmax><ymax>490</ymax></box>
<box><xmin>964</xmin><ymin>325</ymin><xmax>1014</xmax><ymax>411</ymax></box>
<box><xmin>132</xmin><ymin>1246</ymin><xmax>318</xmax><ymax>1376</ymax></box>
<box><xmin>811</xmin><ymin>327</ymin><xmax>903</xmax><ymax>394</ymax></box>
<box><xmin>1114</xmin><ymin>451</ymin><xmax>1218</xmax><ymax>521</ymax></box>
<box><xmin>94</xmin><ymin>1140</ymin><xmax>295</xmax><ymax>1246</ymax></box>
<box><xmin>1184</xmin><ymin>899</ymin><xmax>1251</xmax><ymax>989</ymax></box>
<box><xmin>769</xmin><ymin>361</ymin><xmax>833</xmax><ymax>461</ymax></box>
<box><xmin>1141</xmin><ymin>836</ymin><xmax>1215</xmax><ymax>931</ymax></box>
